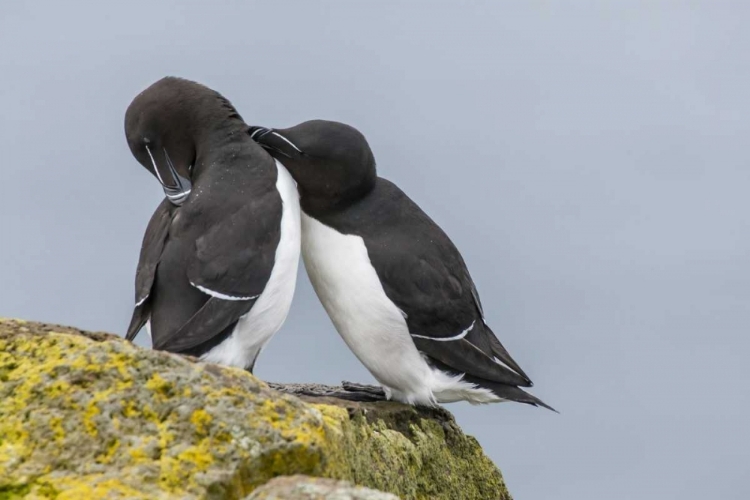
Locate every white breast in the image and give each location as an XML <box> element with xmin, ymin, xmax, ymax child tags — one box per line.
<box><xmin>301</xmin><ymin>212</ymin><xmax>500</xmax><ymax>405</ymax></box>
<box><xmin>201</xmin><ymin>161</ymin><xmax>301</xmax><ymax>369</ymax></box>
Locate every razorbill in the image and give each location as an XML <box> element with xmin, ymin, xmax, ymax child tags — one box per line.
<box><xmin>123</xmin><ymin>77</ymin><xmax>300</xmax><ymax>372</ymax></box>
<box><xmin>249</xmin><ymin>120</ymin><xmax>553</xmax><ymax>409</ymax></box>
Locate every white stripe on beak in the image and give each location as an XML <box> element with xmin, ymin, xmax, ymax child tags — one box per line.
<box><xmin>145</xmin><ymin>145</ymin><xmax>168</xmax><ymax>186</ymax></box>
<box><xmin>271</xmin><ymin>131</ymin><xmax>303</xmax><ymax>153</ymax></box>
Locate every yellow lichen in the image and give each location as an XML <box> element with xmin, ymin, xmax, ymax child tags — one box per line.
<box><xmin>145</xmin><ymin>372</ymin><xmax>170</xmax><ymax>394</ymax></box>
<box><xmin>96</xmin><ymin>439</ymin><xmax>121</xmax><ymax>465</ymax></box>
<box><xmin>0</xmin><ymin>318</ymin><xmax>509</xmax><ymax>500</ymax></box>
<box><xmin>83</xmin><ymin>400</ymin><xmax>101</xmax><ymax>437</ymax></box>
<box><xmin>127</xmin><ymin>445</ymin><xmax>150</xmax><ymax>463</ymax></box>
<box><xmin>189</xmin><ymin>409</ymin><xmax>212</xmax><ymax>435</ymax></box>
<box><xmin>177</xmin><ymin>443</ymin><xmax>215</xmax><ymax>472</ymax></box>
<box><xmin>49</xmin><ymin>415</ymin><xmax>65</xmax><ymax>443</ymax></box>
<box><xmin>47</xmin><ymin>475</ymin><xmax>150</xmax><ymax>500</ymax></box>
<box><xmin>156</xmin><ymin>420</ymin><xmax>175</xmax><ymax>450</ymax></box>
<box><xmin>122</xmin><ymin>399</ymin><xmax>139</xmax><ymax>419</ymax></box>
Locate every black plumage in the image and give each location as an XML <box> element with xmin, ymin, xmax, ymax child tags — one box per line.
<box><xmin>251</xmin><ymin>120</ymin><xmax>554</xmax><ymax>409</ymax></box>
<box><xmin>124</xmin><ymin>78</ymin><xmax>286</xmax><ymax>367</ymax></box>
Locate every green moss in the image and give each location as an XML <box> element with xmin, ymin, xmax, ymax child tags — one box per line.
<box><xmin>0</xmin><ymin>318</ymin><xmax>509</xmax><ymax>500</ymax></box>
<box><xmin>0</xmin><ymin>484</ymin><xmax>31</xmax><ymax>500</ymax></box>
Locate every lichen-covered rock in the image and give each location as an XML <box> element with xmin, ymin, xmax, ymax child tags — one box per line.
<box><xmin>0</xmin><ymin>318</ymin><xmax>510</xmax><ymax>500</ymax></box>
<box><xmin>245</xmin><ymin>475</ymin><xmax>398</xmax><ymax>499</ymax></box>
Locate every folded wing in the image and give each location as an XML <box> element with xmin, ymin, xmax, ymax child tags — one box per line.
<box><xmin>126</xmin><ymin>198</ymin><xmax>173</xmax><ymax>341</ymax></box>
<box><xmin>153</xmin><ymin>190</ymin><xmax>282</xmax><ymax>352</ymax></box>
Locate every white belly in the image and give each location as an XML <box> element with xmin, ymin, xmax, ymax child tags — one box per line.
<box><xmin>201</xmin><ymin>161</ymin><xmax>301</xmax><ymax>370</ymax></box>
<box><xmin>301</xmin><ymin>212</ymin><xmax>499</xmax><ymax>405</ymax></box>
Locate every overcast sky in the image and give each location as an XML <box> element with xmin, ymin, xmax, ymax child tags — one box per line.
<box><xmin>2</xmin><ymin>2</ymin><xmax>749</xmax><ymax>499</ymax></box>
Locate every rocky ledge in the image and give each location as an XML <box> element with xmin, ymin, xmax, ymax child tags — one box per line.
<box><xmin>0</xmin><ymin>318</ymin><xmax>510</xmax><ymax>500</ymax></box>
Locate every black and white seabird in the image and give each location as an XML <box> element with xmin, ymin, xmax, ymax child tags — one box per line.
<box><xmin>123</xmin><ymin>77</ymin><xmax>300</xmax><ymax>371</ymax></box>
<box><xmin>249</xmin><ymin>120</ymin><xmax>553</xmax><ymax>409</ymax></box>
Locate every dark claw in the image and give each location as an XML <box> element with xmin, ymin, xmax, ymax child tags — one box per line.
<box><xmin>268</xmin><ymin>381</ymin><xmax>389</xmax><ymax>403</ymax></box>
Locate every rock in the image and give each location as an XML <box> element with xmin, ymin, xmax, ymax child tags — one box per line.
<box><xmin>0</xmin><ymin>318</ymin><xmax>511</xmax><ymax>500</ymax></box>
<box><xmin>244</xmin><ymin>475</ymin><xmax>398</xmax><ymax>499</ymax></box>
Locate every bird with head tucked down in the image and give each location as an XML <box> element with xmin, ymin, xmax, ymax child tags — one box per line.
<box><xmin>124</xmin><ymin>77</ymin><xmax>300</xmax><ymax>372</ymax></box>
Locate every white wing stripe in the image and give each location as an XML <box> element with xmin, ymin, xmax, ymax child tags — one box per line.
<box><xmin>190</xmin><ymin>282</ymin><xmax>258</xmax><ymax>301</ymax></box>
<box><xmin>411</xmin><ymin>320</ymin><xmax>475</xmax><ymax>342</ymax></box>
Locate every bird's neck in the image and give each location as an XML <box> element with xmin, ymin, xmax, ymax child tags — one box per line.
<box><xmin>190</xmin><ymin>120</ymin><xmax>258</xmax><ymax>181</ymax></box>
<box><xmin>299</xmin><ymin>178</ymin><xmax>375</xmax><ymax>217</ymax></box>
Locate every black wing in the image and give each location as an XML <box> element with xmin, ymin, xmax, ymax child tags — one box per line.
<box><xmin>377</xmin><ymin>249</ymin><xmax>533</xmax><ymax>387</ymax></box>
<box><xmin>151</xmin><ymin>188</ymin><xmax>282</xmax><ymax>353</ymax></box>
<box><xmin>344</xmin><ymin>179</ymin><xmax>533</xmax><ymax>387</ymax></box>
<box><xmin>125</xmin><ymin>198</ymin><xmax>173</xmax><ymax>341</ymax></box>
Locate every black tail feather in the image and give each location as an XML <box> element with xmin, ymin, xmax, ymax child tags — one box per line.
<box><xmin>125</xmin><ymin>303</ymin><xmax>149</xmax><ymax>342</ymax></box>
<box><xmin>481</xmin><ymin>382</ymin><xmax>558</xmax><ymax>413</ymax></box>
<box><xmin>484</xmin><ymin>325</ymin><xmax>533</xmax><ymax>385</ymax></box>
<box><xmin>428</xmin><ymin>358</ymin><xmax>557</xmax><ymax>411</ymax></box>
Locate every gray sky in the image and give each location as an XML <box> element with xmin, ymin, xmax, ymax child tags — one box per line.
<box><xmin>2</xmin><ymin>2</ymin><xmax>749</xmax><ymax>499</ymax></box>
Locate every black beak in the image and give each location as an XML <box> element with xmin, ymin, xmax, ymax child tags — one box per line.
<box><xmin>145</xmin><ymin>145</ymin><xmax>192</xmax><ymax>206</ymax></box>
<box><xmin>248</xmin><ymin>126</ymin><xmax>304</xmax><ymax>159</ymax></box>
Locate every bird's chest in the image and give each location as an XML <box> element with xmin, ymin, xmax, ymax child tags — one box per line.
<box><xmin>301</xmin><ymin>213</ymin><xmax>407</xmax><ymax>343</ymax></box>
